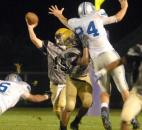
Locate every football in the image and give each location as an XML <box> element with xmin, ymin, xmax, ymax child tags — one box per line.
<box><xmin>25</xmin><ymin>12</ymin><xmax>39</xmax><ymax>25</ymax></box>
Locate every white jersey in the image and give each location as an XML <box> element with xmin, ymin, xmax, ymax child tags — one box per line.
<box><xmin>68</xmin><ymin>10</ymin><xmax>117</xmax><ymax>59</ymax></box>
<box><xmin>0</xmin><ymin>80</ymin><xmax>31</xmax><ymax>113</ymax></box>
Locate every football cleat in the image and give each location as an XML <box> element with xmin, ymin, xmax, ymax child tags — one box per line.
<box><xmin>59</xmin><ymin>121</ymin><xmax>67</xmax><ymax>130</ymax></box>
<box><xmin>131</xmin><ymin>118</ymin><xmax>140</xmax><ymax>130</ymax></box>
<box><xmin>70</xmin><ymin>121</ymin><xmax>79</xmax><ymax>130</ymax></box>
<box><xmin>101</xmin><ymin>107</ymin><xmax>112</xmax><ymax>130</ymax></box>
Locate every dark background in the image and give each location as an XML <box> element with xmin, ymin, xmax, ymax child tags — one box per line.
<box><xmin>0</xmin><ymin>0</ymin><xmax>142</xmax><ymax>71</ymax></box>
<box><xmin>0</xmin><ymin>0</ymin><xmax>142</xmax><ymax>107</ymax></box>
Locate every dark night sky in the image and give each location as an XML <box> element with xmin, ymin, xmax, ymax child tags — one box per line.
<box><xmin>0</xmin><ymin>0</ymin><xmax>142</xmax><ymax>72</ymax></box>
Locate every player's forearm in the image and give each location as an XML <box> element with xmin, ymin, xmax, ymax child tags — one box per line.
<box><xmin>28</xmin><ymin>27</ymin><xmax>43</xmax><ymax>48</ymax></box>
<box><xmin>57</xmin><ymin>15</ymin><xmax>72</xmax><ymax>29</ymax></box>
<box><xmin>115</xmin><ymin>6</ymin><xmax>128</xmax><ymax>22</ymax></box>
<box><xmin>57</xmin><ymin>14</ymin><xmax>68</xmax><ymax>24</ymax></box>
<box><xmin>28</xmin><ymin>94</ymin><xmax>49</xmax><ymax>102</ymax></box>
<box><xmin>77</xmin><ymin>48</ymin><xmax>89</xmax><ymax>65</ymax></box>
<box><xmin>59</xmin><ymin>17</ymin><xmax>70</xmax><ymax>29</ymax></box>
<box><xmin>115</xmin><ymin>0</ymin><xmax>128</xmax><ymax>22</ymax></box>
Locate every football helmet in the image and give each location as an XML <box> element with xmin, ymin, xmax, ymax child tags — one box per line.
<box><xmin>5</xmin><ymin>73</ymin><xmax>22</xmax><ymax>82</ymax></box>
<box><xmin>55</xmin><ymin>28</ymin><xmax>77</xmax><ymax>49</ymax></box>
<box><xmin>78</xmin><ymin>2</ymin><xmax>95</xmax><ymax>17</ymax></box>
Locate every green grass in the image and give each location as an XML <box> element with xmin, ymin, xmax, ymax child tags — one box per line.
<box><xmin>0</xmin><ymin>107</ymin><xmax>141</xmax><ymax>130</ymax></box>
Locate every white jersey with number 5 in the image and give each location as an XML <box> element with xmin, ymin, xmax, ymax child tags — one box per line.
<box><xmin>0</xmin><ymin>80</ymin><xmax>31</xmax><ymax>113</ymax></box>
<box><xmin>68</xmin><ymin>10</ymin><xmax>117</xmax><ymax>59</ymax></box>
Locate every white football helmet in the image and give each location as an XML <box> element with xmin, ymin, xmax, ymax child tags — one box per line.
<box><xmin>5</xmin><ymin>73</ymin><xmax>22</xmax><ymax>82</ymax></box>
<box><xmin>78</xmin><ymin>2</ymin><xmax>95</xmax><ymax>17</ymax></box>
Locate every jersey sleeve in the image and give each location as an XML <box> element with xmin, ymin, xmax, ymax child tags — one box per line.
<box><xmin>22</xmin><ymin>92</ymin><xmax>31</xmax><ymax>99</ymax></box>
<box><xmin>20</xmin><ymin>82</ymin><xmax>31</xmax><ymax>99</ymax></box>
<box><xmin>38</xmin><ymin>40</ymin><xmax>49</xmax><ymax>55</ymax></box>
<box><xmin>68</xmin><ymin>18</ymin><xmax>79</xmax><ymax>31</ymax></box>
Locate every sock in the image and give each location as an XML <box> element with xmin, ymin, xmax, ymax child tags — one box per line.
<box><xmin>101</xmin><ymin>102</ymin><xmax>109</xmax><ymax>108</ymax></box>
<box><xmin>72</xmin><ymin>116</ymin><xmax>80</xmax><ymax>124</ymax></box>
<box><xmin>60</xmin><ymin>121</ymin><xmax>67</xmax><ymax>130</ymax></box>
<box><xmin>72</xmin><ymin>107</ymin><xmax>88</xmax><ymax>124</ymax></box>
<box><xmin>101</xmin><ymin>107</ymin><xmax>109</xmax><ymax>117</ymax></box>
<box><xmin>131</xmin><ymin>118</ymin><xmax>137</xmax><ymax>124</ymax></box>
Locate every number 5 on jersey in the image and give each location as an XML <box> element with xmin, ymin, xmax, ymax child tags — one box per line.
<box><xmin>0</xmin><ymin>82</ymin><xmax>10</xmax><ymax>92</ymax></box>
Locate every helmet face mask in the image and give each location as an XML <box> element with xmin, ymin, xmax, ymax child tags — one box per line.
<box><xmin>55</xmin><ymin>28</ymin><xmax>77</xmax><ymax>50</ymax></box>
<box><xmin>78</xmin><ymin>2</ymin><xmax>96</xmax><ymax>17</ymax></box>
<box><xmin>5</xmin><ymin>73</ymin><xmax>22</xmax><ymax>82</ymax></box>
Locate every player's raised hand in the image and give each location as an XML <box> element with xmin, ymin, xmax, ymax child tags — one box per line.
<box><xmin>48</xmin><ymin>5</ymin><xmax>64</xmax><ymax>18</ymax></box>
<box><xmin>25</xmin><ymin>19</ymin><xmax>37</xmax><ymax>29</ymax></box>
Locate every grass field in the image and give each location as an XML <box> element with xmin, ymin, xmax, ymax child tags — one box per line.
<box><xmin>0</xmin><ymin>107</ymin><xmax>141</xmax><ymax>130</ymax></box>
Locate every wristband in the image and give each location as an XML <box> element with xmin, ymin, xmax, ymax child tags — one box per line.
<box><xmin>44</xmin><ymin>94</ymin><xmax>49</xmax><ymax>100</ymax></box>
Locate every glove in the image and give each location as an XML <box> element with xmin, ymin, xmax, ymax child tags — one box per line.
<box><xmin>44</xmin><ymin>91</ymin><xmax>52</xmax><ymax>99</ymax></box>
<box><xmin>79</xmin><ymin>35</ymin><xmax>89</xmax><ymax>48</ymax></box>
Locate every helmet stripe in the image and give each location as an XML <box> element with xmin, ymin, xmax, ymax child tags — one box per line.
<box><xmin>83</xmin><ymin>2</ymin><xmax>86</xmax><ymax>16</ymax></box>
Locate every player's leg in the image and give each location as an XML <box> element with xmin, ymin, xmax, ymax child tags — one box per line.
<box><xmin>93</xmin><ymin>54</ymin><xmax>112</xmax><ymax>130</ymax></box>
<box><xmin>70</xmin><ymin>76</ymin><xmax>92</xmax><ymax>130</ymax></box>
<box><xmin>50</xmin><ymin>83</ymin><xmax>67</xmax><ymax>130</ymax></box>
<box><xmin>121</xmin><ymin>88</ymin><xmax>142</xmax><ymax>130</ymax></box>
<box><xmin>60</xmin><ymin>76</ymin><xmax>77</xmax><ymax>130</ymax></box>
<box><xmin>50</xmin><ymin>83</ymin><xmax>66</xmax><ymax>120</ymax></box>
<box><xmin>99</xmin><ymin>81</ymin><xmax>112</xmax><ymax>130</ymax></box>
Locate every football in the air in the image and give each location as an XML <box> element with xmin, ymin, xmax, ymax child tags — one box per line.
<box><xmin>25</xmin><ymin>12</ymin><xmax>39</xmax><ymax>25</ymax></box>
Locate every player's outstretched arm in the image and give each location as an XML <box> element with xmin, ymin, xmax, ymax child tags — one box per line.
<box><xmin>48</xmin><ymin>5</ymin><xmax>71</xmax><ymax>29</ymax></box>
<box><xmin>77</xmin><ymin>48</ymin><xmax>89</xmax><ymax>65</ymax></box>
<box><xmin>25</xmin><ymin>93</ymin><xmax>50</xmax><ymax>103</ymax></box>
<box><xmin>25</xmin><ymin>20</ymin><xmax>43</xmax><ymax>48</ymax></box>
<box><xmin>115</xmin><ymin>0</ymin><xmax>128</xmax><ymax>22</ymax></box>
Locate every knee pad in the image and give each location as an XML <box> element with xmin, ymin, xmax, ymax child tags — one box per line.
<box><xmin>82</xmin><ymin>96</ymin><xmax>92</xmax><ymax>108</ymax></box>
<box><xmin>65</xmin><ymin>100</ymin><xmax>76</xmax><ymax>112</ymax></box>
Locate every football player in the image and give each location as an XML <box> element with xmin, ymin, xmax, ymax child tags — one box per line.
<box><xmin>55</xmin><ymin>28</ymin><xmax>92</xmax><ymax>130</ymax></box>
<box><xmin>0</xmin><ymin>73</ymin><xmax>49</xmax><ymax>115</ymax></box>
<box><xmin>26</xmin><ymin>22</ymin><xmax>67</xmax><ymax>121</ymax></box>
<box><xmin>48</xmin><ymin>1</ymin><xmax>139</xmax><ymax>130</ymax></box>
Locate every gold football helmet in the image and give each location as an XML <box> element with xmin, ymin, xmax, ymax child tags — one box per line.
<box><xmin>55</xmin><ymin>28</ymin><xmax>77</xmax><ymax>49</ymax></box>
